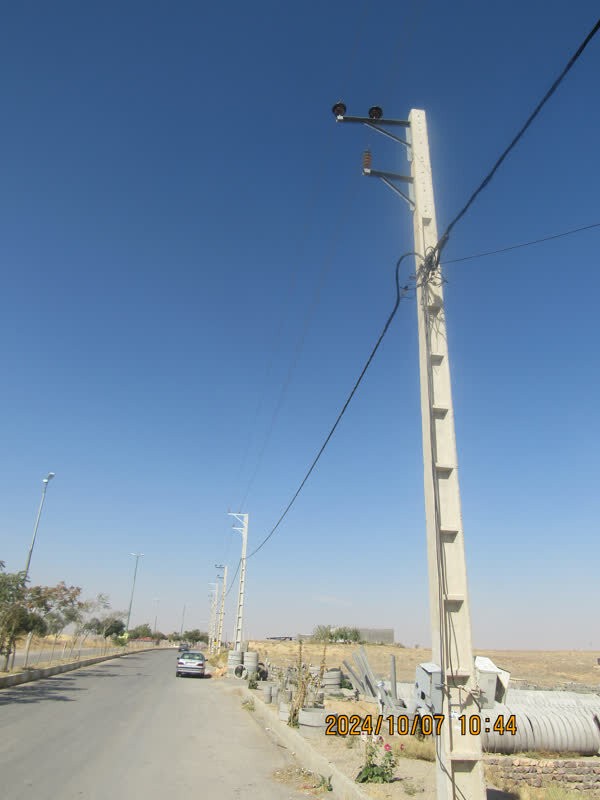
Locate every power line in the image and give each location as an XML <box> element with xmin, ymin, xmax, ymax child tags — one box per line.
<box><xmin>247</xmin><ymin>252</ymin><xmax>420</xmax><ymax>559</ymax></box>
<box><xmin>225</xmin><ymin>559</ymin><xmax>240</xmax><ymax>598</ymax></box>
<box><xmin>238</xmin><ymin>182</ymin><xmax>360</xmax><ymax>510</ymax></box>
<box><xmin>443</xmin><ymin>221</ymin><xmax>600</xmax><ymax>265</ymax></box>
<box><xmin>229</xmin><ymin>3</ymin><xmax>372</xmax><ymax>516</ymax></box>
<box><xmin>382</xmin><ymin>0</ymin><xmax>425</xmax><ymax>106</ymax></box>
<box><xmin>233</xmin><ymin>17</ymin><xmax>600</xmax><ymax>563</ymax></box>
<box><xmin>422</xmin><ymin>16</ymin><xmax>600</xmax><ymax>278</ymax></box>
<box><xmin>242</xmin><ymin>217</ymin><xmax>600</xmax><ymax>562</ymax></box>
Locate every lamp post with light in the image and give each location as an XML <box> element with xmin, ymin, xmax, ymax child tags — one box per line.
<box><xmin>23</xmin><ymin>472</ymin><xmax>55</xmax><ymax>581</ymax></box>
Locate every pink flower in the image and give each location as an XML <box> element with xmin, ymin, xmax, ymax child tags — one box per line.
<box><xmin>400</xmin><ymin>744</ymin><xmax>404</xmax><ymax>751</ymax></box>
<box><xmin>384</xmin><ymin>744</ymin><xmax>391</xmax><ymax>752</ymax></box>
<box><xmin>378</xmin><ymin>736</ymin><xmax>384</xmax><ymax>743</ymax></box>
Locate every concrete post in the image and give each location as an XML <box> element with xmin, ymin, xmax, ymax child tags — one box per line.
<box><xmin>228</xmin><ymin>513</ymin><xmax>248</xmax><ymax>652</ymax></box>
<box><xmin>217</xmin><ymin>564</ymin><xmax>227</xmax><ymax>653</ymax></box>
<box><xmin>409</xmin><ymin>108</ymin><xmax>485</xmax><ymax>800</ymax></box>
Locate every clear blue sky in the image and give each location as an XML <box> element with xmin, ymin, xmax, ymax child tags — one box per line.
<box><xmin>2</xmin><ymin>1</ymin><xmax>599</xmax><ymax>649</ymax></box>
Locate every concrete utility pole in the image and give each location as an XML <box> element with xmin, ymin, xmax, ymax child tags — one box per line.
<box><xmin>125</xmin><ymin>553</ymin><xmax>144</xmax><ymax>634</ymax></box>
<box><xmin>333</xmin><ymin>104</ymin><xmax>485</xmax><ymax>800</ymax></box>
<box><xmin>180</xmin><ymin>604</ymin><xmax>186</xmax><ymax>638</ymax></box>
<box><xmin>208</xmin><ymin>583</ymin><xmax>218</xmax><ymax>653</ymax></box>
<box><xmin>228</xmin><ymin>512</ymin><xmax>248</xmax><ymax>652</ymax></box>
<box><xmin>216</xmin><ymin>564</ymin><xmax>227</xmax><ymax>653</ymax></box>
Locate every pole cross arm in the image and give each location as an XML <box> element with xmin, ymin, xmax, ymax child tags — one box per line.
<box><xmin>335</xmin><ymin>114</ymin><xmax>410</xmax><ymax>127</ymax></box>
<box><xmin>363</xmin><ymin>167</ymin><xmax>415</xmax><ymax>210</ymax></box>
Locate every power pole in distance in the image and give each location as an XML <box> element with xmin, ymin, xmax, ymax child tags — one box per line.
<box><xmin>216</xmin><ymin>564</ymin><xmax>227</xmax><ymax>653</ymax></box>
<box><xmin>208</xmin><ymin>583</ymin><xmax>218</xmax><ymax>653</ymax></box>
<box><xmin>333</xmin><ymin>103</ymin><xmax>485</xmax><ymax>800</ymax></box>
<box><xmin>228</xmin><ymin>513</ymin><xmax>248</xmax><ymax>652</ymax></box>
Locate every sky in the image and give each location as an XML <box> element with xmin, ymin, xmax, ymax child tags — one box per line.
<box><xmin>1</xmin><ymin>1</ymin><xmax>599</xmax><ymax>650</ymax></box>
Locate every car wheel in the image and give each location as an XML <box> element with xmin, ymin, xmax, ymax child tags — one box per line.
<box><xmin>176</xmin><ymin>672</ymin><xmax>180</xmax><ymax>677</ymax></box>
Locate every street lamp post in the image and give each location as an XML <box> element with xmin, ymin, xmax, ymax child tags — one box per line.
<box><xmin>20</xmin><ymin>472</ymin><xmax>56</xmax><ymax>669</ymax></box>
<box><xmin>24</xmin><ymin>473</ymin><xmax>55</xmax><ymax>581</ymax></box>
<box><xmin>125</xmin><ymin>553</ymin><xmax>144</xmax><ymax>634</ymax></box>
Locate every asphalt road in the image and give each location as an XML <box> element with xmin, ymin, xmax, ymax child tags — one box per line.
<box><xmin>0</xmin><ymin>650</ymin><xmax>306</xmax><ymax>799</ymax></box>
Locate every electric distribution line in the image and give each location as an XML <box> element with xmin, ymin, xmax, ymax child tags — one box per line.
<box><xmin>237</xmin><ymin>214</ymin><xmax>600</xmax><ymax>563</ymax></box>
<box><xmin>442</xmin><ymin>221</ymin><xmax>600</xmax><ymax>264</ymax></box>
<box><xmin>246</xmin><ymin>252</ymin><xmax>419</xmax><ymax>559</ymax></box>
<box><xmin>223</xmin><ymin>16</ymin><xmax>600</xmax><ymax>570</ymax></box>
<box><xmin>420</xmin><ymin>16</ymin><xmax>600</xmax><ymax>281</ymax></box>
<box><xmin>226</xmin><ymin>1</ymin><xmax>374</xmax><ymax>522</ymax></box>
<box><xmin>238</xmin><ymin>182</ymin><xmax>360</xmax><ymax>511</ymax></box>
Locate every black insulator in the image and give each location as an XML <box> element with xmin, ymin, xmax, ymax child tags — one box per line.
<box><xmin>332</xmin><ymin>101</ymin><xmax>347</xmax><ymax>117</ymax></box>
<box><xmin>368</xmin><ymin>105</ymin><xmax>383</xmax><ymax>120</ymax></box>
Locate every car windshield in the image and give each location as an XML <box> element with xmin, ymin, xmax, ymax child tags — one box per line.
<box><xmin>180</xmin><ymin>652</ymin><xmax>203</xmax><ymax>660</ymax></box>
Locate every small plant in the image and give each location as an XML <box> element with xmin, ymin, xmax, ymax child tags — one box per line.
<box><xmin>340</xmin><ymin>677</ymin><xmax>353</xmax><ymax>690</ymax></box>
<box><xmin>248</xmin><ymin>677</ymin><xmax>258</xmax><ymax>689</ymax></box>
<box><xmin>355</xmin><ymin>737</ymin><xmax>398</xmax><ymax>784</ymax></box>
<box><xmin>403</xmin><ymin>781</ymin><xmax>417</xmax><ymax>796</ymax></box>
<box><xmin>316</xmin><ymin>774</ymin><xmax>333</xmax><ymax>792</ymax></box>
<box><xmin>241</xmin><ymin>698</ymin><xmax>255</xmax><ymax>712</ymax></box>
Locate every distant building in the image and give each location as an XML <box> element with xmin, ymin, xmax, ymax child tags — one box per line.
<box><xmin>357</xmin><ymin>628</ymin><xmax>394</xmax><ymax>644</ymax></box>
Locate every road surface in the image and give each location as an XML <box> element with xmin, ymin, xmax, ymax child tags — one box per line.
<box><xmin>0</xmin><ymin>650</ymin><xmax>305</xmax><ymax>799</ymax></box>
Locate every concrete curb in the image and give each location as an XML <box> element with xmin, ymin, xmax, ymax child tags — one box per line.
<box><xmin>0</xmin><ymin>647</ymin><xmax>161</xmax><ymax>690</ymax></box>
<box><xmin>231</xmin><ymin>682</ymin><xmax>372</xmax><ymax>800</ymax></box>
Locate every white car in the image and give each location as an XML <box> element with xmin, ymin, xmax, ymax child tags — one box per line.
<box><xmin>176</xmin><ymin>651</ymin><xmax>206</xmax><ymax>678</ymax></box>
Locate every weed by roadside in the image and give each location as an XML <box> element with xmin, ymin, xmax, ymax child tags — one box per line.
<box><xmin>392</xmin><ymin>735</ymin><xmax>435</xmax><ymax>762</ymax></box>
<box><xmin>241</xmin><ymin>698</ymin><xmax>255</xmax><ymax>712</ymax></box>
<box><xmin>272</xmin><ymin>766</ymin><xmax>332</xmax><ymax>796</ymax></box>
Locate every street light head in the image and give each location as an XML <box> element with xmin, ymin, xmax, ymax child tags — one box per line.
<box><xmin>43</xmin><ymin>472</ymin><xmax>55</xmax><ymax>484</ymax></box>
<box><xmin>332</xmin><ymin>101</ymin><xmax>346</xmax><ymax>118</ymax></box>
<box><xmin>368</xmin><ymin>105</ymin><xmax>383</xmax><ymax>120</ymax></box>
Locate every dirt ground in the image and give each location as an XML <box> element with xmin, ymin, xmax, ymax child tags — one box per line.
<box><xmin>249</xmin><ymin>640</ymin><xmax>600</xmax><ymax>689</ymax></box>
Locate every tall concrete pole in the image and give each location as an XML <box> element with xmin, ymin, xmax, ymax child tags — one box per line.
<box><xmin>228</xmin><ymin>513</ymin><xmax>248</xmax><ymax>652</ymax></box>
<box><xmin>217</xmin><ymin>564</ymin><xmax>227</xmax><ymax>653</ymax></box>
<box><xmin>409</xmin><ymin>109</ymin><xmax>485</xmax><ymax>800</ymax></box>
<box><xmin>208</xmin><ymin>583</ymin><xmax>218</xmax><ymax>653</ymax></box>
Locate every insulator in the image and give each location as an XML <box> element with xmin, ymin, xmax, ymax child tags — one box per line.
<box><xmin>363</xmin><ymin>150</ymin><xmax>372</xmax><ymax>171</ymax></box>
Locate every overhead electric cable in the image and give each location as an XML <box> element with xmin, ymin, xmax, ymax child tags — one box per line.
<box><xmin>228</xmin><ymin>1</ymin><xmax>372</xmax><ymax>518</ymax></box>
<box><xmin>247</xmin><ymin>252</ymin><xmax>420</xmax><ymax>559</ymax></box>
<box><xmin>225</xmin><ymin>559</ymin><xmax>240</xmax><ymax>598</ymax></box>
<box><xmin>238</xmin><ymin>183</ymin><xmax>360</xmax><ymax>510</ymax></box>
<box><xmin>443</xmin><ymin>221</ymin><xmax>600</xmax><ymax>264</ymax></box>
<box><xmin>422</xmin><ymin>16</ymin><xmax>600</xmax><ymax>278</ymax></box>
<box><xmin>381</xmin><ymin>0</ymin><xmax>425</xmax><ymax>105</ymax></box>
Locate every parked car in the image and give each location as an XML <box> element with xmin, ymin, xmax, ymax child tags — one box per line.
<box><xmin>176</xmin><ymin>651</ymin><xmax>205</xmax><ymax>678</ymax></box>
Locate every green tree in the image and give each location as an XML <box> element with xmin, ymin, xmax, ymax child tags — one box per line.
<box><xmin>348</xmin><ymin>628</ymin><xmax>361</xmax><ymax>643</ymax></box>
<box><xmin>312</xmin><ymin>624</ymin><xmax>332</xmax><ymax>642</ymax></box>
<box><xmin>128</xmin><ymin>623</ymin><xmax>153</xmax><ymax>640</ymax></box>
<box><xmin>183</xmin><ymin>629</ymin><xmax>207</xmax><ymax>644</ymax></box>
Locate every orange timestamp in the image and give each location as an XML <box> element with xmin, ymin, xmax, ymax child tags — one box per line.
<box><xmin>325</xmin><ymin>713</ymin><xmax>518</xmax><ymax>737</ymax></box>
<box><xmin>325</xmin><ymin>714</ymin><xmax>445</xmax><ymax>736</ymax></box>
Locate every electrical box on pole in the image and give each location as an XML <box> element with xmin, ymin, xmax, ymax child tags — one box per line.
<box><xmin>333</xmin><ymin>104</ymin><xmax>485</xmax><ymax>799</ymax></box>
<box><xmin>228</xmin><ymin>512</ymin><xmax>248</xmax><ymax>652</ymax></box>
